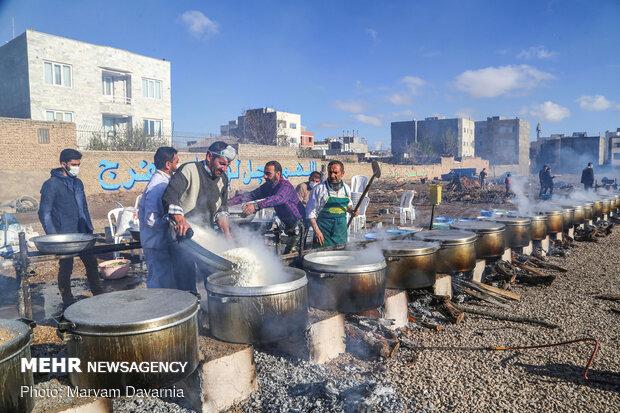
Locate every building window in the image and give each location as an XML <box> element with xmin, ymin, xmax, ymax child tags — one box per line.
<box><xmin>37</xmin><ymin>128</ymin><xmax>50</xmax><ymax>144</ymax></box>
<box><xmin>44</xmin><ymin>61</ymin><xmax>72</xmax><ymax>87</ymax></box>
<box><xmin>45</xmin><ymin>110</ymin><xmax>74</xmax><ymax>122</ymax></box>
<box><xmin>290</xmin><ymin>122</ymin><xmax>297</xmax><ymax>129</ymax></box>
<box><xmin>142</xmin><ymin>78</ymin><xmax>162</xmax><ymax>99</ymax></box>
<box><xmin>143</xmin><ymin>119</ymin><xmax>162</xmax><ymax>136</ymax></box>
<box><xmin>614</xmin><ymin>153</ymin><xmax>620</xmax><ymax>160</ymax></box>
<box><xmin>102</xmin><ymin>76</ymin><xmax>113</xmax><ymax>95</ymax></box>
<box><xmin>615</xmin><ymin>143</ymin><xmax>620</xmax><ymax>148</ymax></box>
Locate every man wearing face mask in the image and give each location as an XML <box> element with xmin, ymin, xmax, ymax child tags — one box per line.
<box><xmin>229</xmin><ymin>161</ymin><xmax>306</xmax><ymax>254</ymax></box>
<box><xmin>139</xmin><ymin>146</ymin><xmax>179</xmax><ymax>288</ymax></box>
<box><xmin>162</xmin><ymin>141</ymin><xmax>235</xmax><ymax>292</ymax></box>
<box><xmin>38</xmin><ymin>148</ymin><xmax>102</xmax><ymax>309</ymax></box>
<box><xmin>296</xmin><ymin>171</ymin><xmax>322</xmax><ymax>206</ymax></box>
<box><xmin>306</xmin><ymin>160</ymin><xmax>356</xmax><ymax>247</ymax></box>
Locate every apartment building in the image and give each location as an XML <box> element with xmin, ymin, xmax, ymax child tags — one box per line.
<box><xmin>221</xmin><ymin>107</ymin><xmax>302</xmax><ymax>146</ymax></box>
<box><xmin>0</xmin><ymin>30</ymin><xmax>171</xmax><ymax>147</ymax></box>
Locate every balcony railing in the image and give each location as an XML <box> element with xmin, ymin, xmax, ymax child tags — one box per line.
<box><xmin>102</xmin><ymin>94</ymin><xmax>132</xmax><ymax>105</ymax></box>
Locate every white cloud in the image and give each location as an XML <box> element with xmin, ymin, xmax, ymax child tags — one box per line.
<box><xmin>517</xmin><ymin>46</ymin><xmax>557</xmax><ymax>60</ymax></box>
<box><xmin>387</xmin><ymin>93</ymin><xmax>413</xmax><ymax>105</ymax></box>
<box><xmin>528</xmin><ymin>101</ymin><xmax>570</xmax><ymax>122</ymax></box>
<box><xmin>365</xmin><ymin>28</ymin><xmax>378</xmax><ymax>42</ymax></box>
<box><xmin>454</xmin><ymin>65</ymin><xmax>553</xmax><ymax>98</ymax></box>
<box><xmin>179</xmin><ymin>10</ymin><xmax>219</xmax><ymax>38</ymax></box>
<box><xmin>317</xmin><ymin>122</ymin><xmax>341</xmax><ymax>129</ymax></box>
<box><xmin>333</xmin><ymin>100</ymin><xmax>366</xmax><ymax>113</ymax></box>
<box><xmin>389</xmin><ymin>109</ymin><xmax>416</xmax><ymax>119</ymax></box>
<box><xmin>577</xmin><ymin>95</ymin><xmax>613</xmax><ymax>111</ymax></box>
<box><xmin>401</xmin><ymin>76</ymin><xmax>426</xmax><ymax>94</ymax></box>
<box><xmin>354</xmin><ymin>114</ymin><xmax>382</xmax><ymax>127</ymax></box>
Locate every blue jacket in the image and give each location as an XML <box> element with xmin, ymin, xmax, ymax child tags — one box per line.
<box><xmin>38</xmin><ymin>168</ymin><xmax>94</xmax><ymax>234</ymax></box>
<box><xmin>139</xmin><ymin>170</ymin><xmax>174</xmax><ymax>249</ymax></box>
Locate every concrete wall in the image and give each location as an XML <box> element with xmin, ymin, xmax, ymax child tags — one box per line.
<box><xmin>0</xmin><ymin>32</ymin><xmax>31</xmax><ymax>118</ymax></box>
<box><xmin>537</xmin><ymin>136</ymin><xmax>606</xmax><ymax>174</ymax></box>
<box><xmin>24</xmin><ymin>30</ymin><xmax>171</xmax><ymax>147</ymax></box>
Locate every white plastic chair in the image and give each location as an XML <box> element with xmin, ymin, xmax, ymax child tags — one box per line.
<box><xmin>350</xmin><ymin>175</ymin><xmax>369</xmax><ymax>193</ymax></box>
<box><xmin>108</xmin><ymin>207</ymin><xmax>137</xmax><ymax>257</ymax></box>
<box><xmin>396</xmin><ymin>190</ymin><xmax>416</xmax><ymax>225</ymax></box>
<box><xmin>350</xmin><ymin>196</ymin><xmax>370</xmax><ymax>233</ymax></box>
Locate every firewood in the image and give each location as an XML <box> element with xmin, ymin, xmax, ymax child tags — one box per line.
<box><xmin>513</xmin><ymin>262</ymin><xmax>546</xmax><ymax>277</ymax></box>
<box><xmin>458</xmin><ymin>286</ymin><xmax>511</xmax><ymax>309</ymax></box>
<box><xmin>454</xmin><ymin>305</ymin><xmax>558</xmax><ymax>329</ymax></box>
<box><xmin>594</xmin><ymin>294</ymin><xmax>620</xmax><ymax>302</ymax></box>
<box><xmin>345</xmin><ymin>323</ymin><xmax>400</xmax><ymax>358</ymax></box>
<box><xmin>453</xmin><ymin>278</ymin><xmax>519</xmax><ymax>302</ymax></box>
<box><xmin>467</xmin><ymin>280</ymin><xmax>521</xmax><ymax>301</ymax></box>
<box><xmin>419</xmin><ymin>320</ymin><xmax>444</xmax><ymax>332</ymax></box>
<box><xmin>437</xmin><ymin>297</ymin><xmax>465</xmax><ymax>324</ymax></box>
<box><xmin>521</xmin><ymin>273</ymin><xmax>556</xmax><ymax>286</ymax></box>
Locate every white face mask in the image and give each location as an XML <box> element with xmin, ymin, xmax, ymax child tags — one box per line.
<box><xmin>309</xmin><ymin>181</ymin><xmax>318</xmax><ymax>189</ymax></box>
<box><xmin>67</xmin><ymin>166</ymin><xmax>80</xmax><ymax>177</ymax></box>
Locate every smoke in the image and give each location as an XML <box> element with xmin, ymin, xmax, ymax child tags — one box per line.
<box><xmin>188</xmin><ymin>220</ymin><xmax>289</xmax><ymax>286</ymax></box>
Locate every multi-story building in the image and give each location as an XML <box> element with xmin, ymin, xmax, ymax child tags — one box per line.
<box><xmin>0</xmin><ymin>30</ymin><xmax>171</xmax><ymax>147</ymax></box>
<box><xmin>220</xmin><ymin>107</ymin><xmax>301</xmax><ymax>146</ymax></box>
<box><xmin>534</xmin><ymin>132</ymin><xmax>606</xmax><ymax>173</ymax></box>
<box><xmin>300</xmin><ymin>130</ymin><xmax>315</xmax><ymax>147</ymax></box>
<box><xmin>475</xmin><ymin>116</ymin><xmax>530</xmax><ymax>175</ymax></box>
<box><xmin>606</xmin><ymin>128</ymin><xmax>620</xmax><ymax>167</ymax></box>
<box><xmin>416</xmin><ymin>117</ymin><xmax>475</xmax><ymax>158</ymax></box>
<box><xmin>390</xmin><ymin>120</ymin><xmax>416</xmax><ymax>159</ymax></box>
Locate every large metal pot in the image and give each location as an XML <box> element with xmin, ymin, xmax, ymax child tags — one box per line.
<box><xmin>303</xmin><ymin>250</ymin><xmax>387</xmax><ymax>313</ymax></box>
<box><xmin>529</xmin><ymin>213</ymin><xmax>548</xmax><ymax>241</ymax></box>
<box><xmin>413</xmin><ymin>230</ymin><xmax>477</xmax><ymax>274</ymax></box>
<box><xmin>489</xmin><ymin>216</ymin><xmax>531</xmax><ymax>248</ymax></box>
<box><xmin>450</xmin><ymin>220</ymin><xmax>506</xmax><ymax>259</ymax></box>
<box><xmin>206</xmin><ymin>268</ymin><xmax>308</xmax><ymax>344</ymax></box>
<box><xmin>583</xmin><ymin>202</ymin><xmax>593</xmax><ymax>221</ymax></box>
<box><xmin>59</xmin><ymin>289</ymin><xmax>199</xmax><ymax>392</ymax></box>
<box><xmin>592</xmin><ymin>200</ymin><xmax>603</xmax><ymax>219</ymax></box>
<box><xmin>560</xmin><ymin>206</ymin><xmax>575</xmax><ymax>232</ymax></box>
<box><xmin>0</xmin><ymin>319</ymin><xmax>34</xmax><ymax>413</ymax></box>
<box><xmin>382</xmin><ymin>241</ymin><xmax>440</xmax><ymax>289</ymax></box>
<box><xmin>568</xmin><ymin>204</ymin><xmax>586</xmax><ymax>225</ymax></box>
<box><xmin>541</xmin><ymin>209</ymin><xmax>564</xmax><ymax>234</ymax></box>
<box><xmin>601</xmin><ymin>198</ymin><xmax>612</xmax><ymax>216</ymax></box>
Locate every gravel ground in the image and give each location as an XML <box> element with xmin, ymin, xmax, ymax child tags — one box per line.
<box><xmin>240</xmin><ymin>228</ymin><xmax>620</xmax><ymax>413</ymax></box>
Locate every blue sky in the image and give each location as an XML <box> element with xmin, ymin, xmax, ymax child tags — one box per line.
<box><xmin>1</xmin><ymin>0</ymin><xmax>619</xmax><ymax>148</ymax></box>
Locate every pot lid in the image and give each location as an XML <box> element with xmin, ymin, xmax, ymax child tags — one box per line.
<box><xmin>540</xmin><ymin>208</ymin><xmax>563</xmax><ymax>216</ymax></box>
<box><xmin>382</xmin><ymin>240</ymin><xmax>440</xmax><ymax>256</ymax></box>
<box><xmin>593</xmin><ymin>199</ymin><xmax>603</xmax><ymax>205</ymax></box>
<box><xmin>206</xmin><ymin>267</ymin><xmax>308</xmax><ymax>296</ymax></box>
<box><xmin>563</xmin><ymin>204</ymin><xmax>585</xmax><ymax>210</ymax></box>
<box><xmin>560</xmin><ymin>206</ymin><xmax>575</xmax><ymax>212</ymax></box>
<box><xmin>302</xmin><ymin>250</ymin><xmax>387</xmax><ymax>274</ymax></box>
<box><xmin>490</xmin><ymin>216</ymin><xmax>531</xmax><ymax>226</ymax></box>
<box><xmin>0</xmin><ymin>319</ymin><xmax>31</xmax><ymax>362</ymax></box>
<box><xmin>450</xmin><ymin>219</ymin><xmax>505</xmax><ymax>234</ymax></box>
<box><xmin>63</xmin><ymin>289</ymin><xmax>199</xmax><ymax>336</ymax></box>
<box><xmin>413</xmin><ymin>229</ymin><xmax>477</xmax><ymax>245</ymax></box>
<box><xmin>529</xmin><ymin>213</ymin><xmax>548</xmax><ymax>222</ymax></box>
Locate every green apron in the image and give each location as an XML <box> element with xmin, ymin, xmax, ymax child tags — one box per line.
<box><xmin>314</xmin><ymin>185</ymin><xmax>350</xmax><ymax>248</ymax></box>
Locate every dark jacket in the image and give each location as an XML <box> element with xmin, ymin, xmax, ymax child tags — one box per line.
<box><xmin>581</xmin><ymin>167</ymin><xmax>594</xmax><ymax>186</ymax></box>
<box><xmin>38</xmin><ymin>168</ymin><xmax>94</xmax><ymax>234</ymax></box>
<box><xmin>541</xmin><ymin>169</ymin><xmax>554</xmax><ymax>186</ymax></box>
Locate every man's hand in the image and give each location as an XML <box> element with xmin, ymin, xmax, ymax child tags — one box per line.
<box><xmin>218</xmin><ymin>215</ymin><xmax>233</xmax><ymax>240</ymax></box>
<box><xmin>310</xmin><ymin>218</ymin><xmax>324</xmax><ymax>246</ymax></box>
<box><xmin>172</xmin><ymin>214</ymin><xmax>191</xmax><ymax>237</ymax></box>
<box><xmin>348</xmin><ymin>207</ymin><xmax>359</xmax><ymax>217</ymax></box>
<box><xmin>314</xmin><ymin>228</ymin><xmax>325</xmax><ymax>246</ymax></box>
<box><xmin>242</xmin><ymin>202</ymin><xmax>257</xmax><ymax>216</ymax></box>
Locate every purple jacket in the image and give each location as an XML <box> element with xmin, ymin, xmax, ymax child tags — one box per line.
<box><xmin>229</xmin><ymin>179</ymin><xmax>305</xmax><ymax>226</ymax></box>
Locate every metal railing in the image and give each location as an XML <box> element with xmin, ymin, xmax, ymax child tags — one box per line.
<box><xmin>102</xmin><ymin>94</ymin><xmax>132</xmax><ymax>105</ymax></box>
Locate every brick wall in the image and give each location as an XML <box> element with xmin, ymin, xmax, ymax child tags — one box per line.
<box><xmin>2</xmin><ymin>131</ymin><xmax>489</xmax><ymax>202</ymax></box>
<box><xmin>0</xmin><ymin>117</ymin><xmax>77</xmax><ymax>169</ymax></box>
